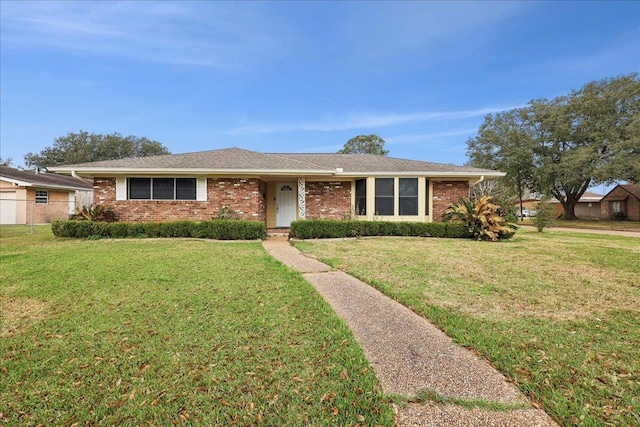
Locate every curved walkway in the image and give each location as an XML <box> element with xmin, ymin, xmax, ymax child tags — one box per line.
<box><xmin>262</xmin><ymin>239</ymin><xmax>558</xmax><ymax>427</ymax></box>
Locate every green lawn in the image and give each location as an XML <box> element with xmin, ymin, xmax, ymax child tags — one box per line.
<box><xmin>0</xmin><ymin>226</ymin><xmax>394</xmax><ymax>426</ymax></box>
<box><xmin>295</xmin><ymin>229</ymin><xmax>640</xmax><ymax>427</ymax></box>
<box><xmin>518</xmin><ymin>218</ymin><xmax>640</xmax><ymax>231</ymax></box>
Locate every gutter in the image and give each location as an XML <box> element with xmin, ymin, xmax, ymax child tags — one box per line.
<box><xmin>51</xmin><ymin>168</ymin><xmax>506</xmax><ymax>180</ymax></box>
<box><xmin>72</xmin><ymin>170</ymin><xmax>94</xmax><ymax>185</ymax></box>
<box><xmin>470</xmin><ymin>175</ymin><xmax>485</xmax><ymax>186</ymax></box>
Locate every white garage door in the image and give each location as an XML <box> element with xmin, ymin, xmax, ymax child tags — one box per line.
<box><xmin>0</xmin><ymin>191</ymin><xmax>17</xmax><ymax>225</ymax></box>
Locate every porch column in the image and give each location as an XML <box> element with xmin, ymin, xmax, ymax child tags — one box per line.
<box><xmin>297</xmin><ymin>178</ymin><xmax>306</xmax><ymax>219</ymax></box>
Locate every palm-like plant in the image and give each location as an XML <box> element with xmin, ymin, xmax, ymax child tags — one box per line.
<box><xmin>443</xmin><ymin>196</ymin><xmax>517</xmax><ymax>241</ymax></box>
<box><xmin>74</xmin><ymin>204</ymin><xmax>116</xmax><ymax>222</ymax></box>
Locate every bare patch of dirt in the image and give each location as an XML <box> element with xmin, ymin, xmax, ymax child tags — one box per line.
<box><xmin>0</xmin><ymin>297</ymin><xmax>48</xmax><ymax>337</ymax></box>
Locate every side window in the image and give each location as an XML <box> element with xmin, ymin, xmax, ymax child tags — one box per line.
<box><xmin>375</xmin><ymin>178</ymin><xmax>394</xmax><ymax>215</ymax></box>
<box><xmin>425</xmin><ymin>179</ymin><xmax>430</xmax><ymax>215</ymax></box>
<box><xmin>127</xmin><ymin>178</ymin><xmax>197</xmax><ymax>200</ymax></box>
<box><xmin>129</xmin><ymin>178</ymin><xmax>151</xmax><ymax>199</ymax></box>
<box><xmin>35</xmin><ymin>190</ymin><xmax>49</xmax><ymax>204</ymax></box>
<box><xmin>355</xmin><ymin>179</ymin><xmax>367</xmax><ymax>215</ymax></box>
<box><xmin>399</xmin><ymin>178</ymin><xmax>418</xmax><ymax>215</ymax></box>
<box><xmin>176</xmin><ymin>178</ymin><xmax>197</xmax><ymax>200</ymax></box>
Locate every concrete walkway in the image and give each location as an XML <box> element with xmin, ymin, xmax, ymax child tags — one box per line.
<box><xmin>262</xmin><ymin>239</ymin><xmax>559</xmax><ymax>427</ymax></box>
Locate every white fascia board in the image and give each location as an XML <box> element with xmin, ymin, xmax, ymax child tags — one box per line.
<box><xmin>0</xmin><ymin>176</ymin><xmax>33</xmax><ymax>187</ymax></box>
<box><xmin>48</xmin><ymin>167</ymin><xmax>506</xmax><ymax>180</ymax></box>
<box><xmin>34</xmin><ymin>184</ymin><xmax>92</xmax><ymax>191</ymax></box>
<box><xmin>49</xmin><ymin>167</ymin><xmax>337</xmax><ymax>176</ymax></box>
<box><xmin>1</xmin><ymin>176</ymin><xmax>90</xmax><ymax>191</ymax></box>
<box><xmin>335</xmin><ymin>171</ymin><xmax>506</xmax><ymax>178</ymax></box>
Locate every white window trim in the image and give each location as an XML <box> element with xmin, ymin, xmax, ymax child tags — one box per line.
<box><xmin>354</xmin><ymin>177</ymin><xmax>431</xmax><ymax>222</ymax></box>
<box><xmin>116</xmin><ymin>177</ymin><xmax>206</xmax><ymax>201</ymax></box>
<box><xmin>197</xmin><ymin>178</ymin><xmax>207</xmax><ymax>201</ymax></box>
<box><xmin>35</xmin><ymin>190</ymin><xmax>49</xmax><ymax>204</ymax></box>
<box><xmin>116</xmin><ymin>178</ymin><xmax>126</xmax><ymax>201</ymax></box>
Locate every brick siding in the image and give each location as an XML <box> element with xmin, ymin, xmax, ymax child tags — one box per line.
<box><xmin>27</xmin><ymin>189</ymin><xmax>70</xmax><ymax>223</ymax></box>
<box><xmin>305</xmin><ymin>181</ymin><xmax>352</xmax><ymax>220</ymax></box>
<box><xmin>432</xmin><ymin>181</ymin><xmax>470</xmax><ymax>220</ymax></box>
<box><xmin>92</xmin><ymin>177</ymin><xmax>472</xmax><ymax>223</ymax></box>
<box><xmin>601</xmin><ymin>187</ymin><xmax>640</xmax><ymax>221</ymax></box>
<box><xmin>94</xmin><ymin>177</ymin><xmax>266</xmax><ymax>222</ymax></box>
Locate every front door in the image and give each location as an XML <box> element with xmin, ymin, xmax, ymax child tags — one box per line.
<box><xmin>276</xmin><ymin>183</ymin><xmax>297</xmax><ymax>227</ymax></box>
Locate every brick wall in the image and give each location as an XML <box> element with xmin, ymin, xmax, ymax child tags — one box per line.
<box><xmin>601</xmin><ymin>187</ymin><xmax>640</xmax><ymax>221</ymax></box>
<box><xmin>27</xmin><ymin>189</ymin><xmax>70</xmax><ymax>223</ymax></box>
<box><xmin>305</xmin><ymin>181</ymin><xmax>352</xmax><ymax>220</ymax></box>
<box><xmin>93</xmin><ymin>177</ymin><xmax>266</xmax><ymax>222</ymax></box>
<box><xmin>432</xmin><ymin>181</ymin><xmax>470</xmax><ymax>220</ymax></box>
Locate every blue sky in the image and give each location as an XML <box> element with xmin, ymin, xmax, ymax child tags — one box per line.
<box><xmin>1</xmin><ymin>1</ymin><xmax>639</xmax><ymax>173</ymax></box>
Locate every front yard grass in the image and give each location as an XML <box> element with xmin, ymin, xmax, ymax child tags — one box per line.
<box><xmin>518</xmin><ymin>218</ymin><xmax>640</xmax><ymax>231</ymax></box>
<box><xmin>295</xmin><ymin>229</ymin><xmax>640</xmax><ymax>427</ymax></box>
<box><xmin>0</xmin><ymin>226</ymin><xmax>394</xmax><ymax>426</ymax></box>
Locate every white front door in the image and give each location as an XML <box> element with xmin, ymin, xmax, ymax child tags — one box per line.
<box><xmin>276</xmin><ymin>183</ymin><xmax>297</xmax><ymax>227</ymax></box>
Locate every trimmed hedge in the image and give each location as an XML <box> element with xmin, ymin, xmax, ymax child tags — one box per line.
<box><xmin>51</xmin><ymin>220</ymin><xmax>267</xmax><ymax>240</ymax></box>
<box><xmin>290</xmin><ymin>220</ymin><xmax>472</xmax><ymax>239</ymax></box>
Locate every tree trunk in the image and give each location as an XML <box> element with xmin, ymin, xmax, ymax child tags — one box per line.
<box><xmin>562</xmin><ymin>200</ymin><xmax>579</xmax><ymax>220</ymax></box>
<box><xmin>519</xmin><ymin>197</ymin><xmax>524</xmax><ymax>222</ymax></box>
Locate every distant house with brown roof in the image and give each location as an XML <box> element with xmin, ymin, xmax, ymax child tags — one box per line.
<box><xmin>49</xmin><ymin>147</ymin><xmax>505</xmax><ymax>227</ymax></box>
<box><xmin>0</xmin><ymin>165</ymin><xmax>93</xmax><ymax>225</ymax></box>
<box><xmin>600</xmin><ymin>184</ymin><xmax>640</xmax><ymax>221</ymax></box>
<box><xmin>520</xmin><ymin>191</ymin><xmax>603</xmax><ymax>219</ymax></box>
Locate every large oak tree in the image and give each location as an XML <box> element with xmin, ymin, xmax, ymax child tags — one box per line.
<box><xmin>24</xmin><ymin>131</ymin><xmax>170</xmax><ymax>168</ymax></box>
<box><xmin>338</xmin><ymin>134</ymin><xmax>389</xmax><ymax>155</ymax></box>
<box><xmin>467</xmin><ymin>108</ymin><xmax>535</xmax><ymax>219</ymax></box>
<box><xmin>467</xmin><ymin>73</ymin><xmax>640</xmax><ymax>220</ymax></box>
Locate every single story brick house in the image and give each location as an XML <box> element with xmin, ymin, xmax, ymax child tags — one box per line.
<box><xmin>0</xmin><ymin>165</ymin><xmax>93</xmax><ymax>225</ymax></box>
<box><xmin>600</xmin><ymin>183</ymin><xmax>640</xmax><ymax>221</ymax></box>
<box><xmin>49</xmin><ymin>148</ymin><xmax>505</xmax><ymax>227</ymax></box>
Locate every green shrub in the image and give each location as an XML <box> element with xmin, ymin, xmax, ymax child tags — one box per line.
<box><xmin>289</xmin><ymin>220</ymin><xmax>473</xmax><ymax>239</ymax></box>
<box><xmin>51</xmin><ymin>220</ymin><xmax>266</xmax><ymax>240</ymax></box>
<box><xmin>612</xmin><ymin>211</ymin><xmax>627</xmax><ymax>221</ymax></box>
<box><xmin>533</xmin><ymin>201</ymin><xmax>555</xmax><ymax>232</ymax></box>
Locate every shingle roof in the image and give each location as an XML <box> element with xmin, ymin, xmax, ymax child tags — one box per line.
<box><xmin>49</xmin><ymin>147</ymin><xmax>501</xmax><ymax>176</ymax></box>
<box><xmin>0</xmin><ymin>165</ymin><xmax>93</xmax><ymax>190</ymax></box>
<box><xmin>267</xmin><ymin>153</ymin><xmax>487</xmax><ymax>173</ymax></box>
<box><xmin>620</xmin><ymin>184</ymin><xmax>640</xmax><ymax>200</ymax></box>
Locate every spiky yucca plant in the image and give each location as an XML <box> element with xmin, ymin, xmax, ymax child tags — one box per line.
<box><xmin>443</xmin><ymin>196</ymin><xmax>517</xmax><ymax>241</ymax></box>
<box><xmin>74</xmin><ymin>204</ymin><xmax>116</xmax><ymax>222</ymax></box>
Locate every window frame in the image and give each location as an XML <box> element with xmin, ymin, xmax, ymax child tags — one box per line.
<box><xmin>127</xmin><ymin>178</ymin><xmax>197</xmax><ymax>201</ymax></box>
<box><xmin>398</xmin><ymin>178</ymin><xmax>418</xmax><ymax>216</ymax></box>
<box><xmin>356</xmin><ymin>177</ymin><xmax>429</xmax><ymax>219</ymax></box>
<box><xmin>355</xmin><ymin>179</ymin><xmax>367</xmax><ymax>215</ymax></box>
<box><xmin>424</xmin><ymin>179</ymin><xmax>430</xmax><ymax>216</ymax></box>
<box><xmin>35</xmin><ymin>190</ymin><xmax>49</xmax><ymax>204</ymax></box>
<box><xmin>374</xmin><ymin>178</ymin><xmax>395</xmax><ymax>216</ymax></box>
<box><xmin>611</xmin><ymin>201</ymin><xmax>621</xmax><ymax>213</ymax></box>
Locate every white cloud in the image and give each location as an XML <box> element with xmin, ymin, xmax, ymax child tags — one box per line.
<box><xmin>386</xmin><ymin>128</ymin><xmax>479</xmax><ymax>145</ymax></box>
<box><xmin>0</xmin><ymin>1</ymin><xmax>291</xmax><ymax>69</ymax></box>
<box><xmin>227</xmin><ymin>106</ymin><xmax>521</xmax><ymax>135</ymax></box>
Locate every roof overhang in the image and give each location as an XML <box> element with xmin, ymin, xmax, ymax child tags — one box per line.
<box><xmin>0</xmin><ymin>176</ymin><xmax>90</xmax><ymax>191</ymax></box>
<box><xmin>0</xmin><ymin>176</ymin><xmax>32</xmax><ymax>187</ymax></box>
<box><xmin>336</xmin><ymin>171</ymin><xmax>506</xmax><ymax>179</ymax></box>
<box><xmin>50</xmin><ymin>167</ymin><xmax>338</xmax><ymax>177</ymax></box>
<box><xmin>50</xmin><ymin>167</ymin><xmax>506</xmax><ymax>180</ymax></box>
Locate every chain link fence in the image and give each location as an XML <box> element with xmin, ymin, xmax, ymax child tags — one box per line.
<box><xmin>0</xmin><ymin>198</ymin><xmax>91</xmax><ymax>234</ymax></box>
